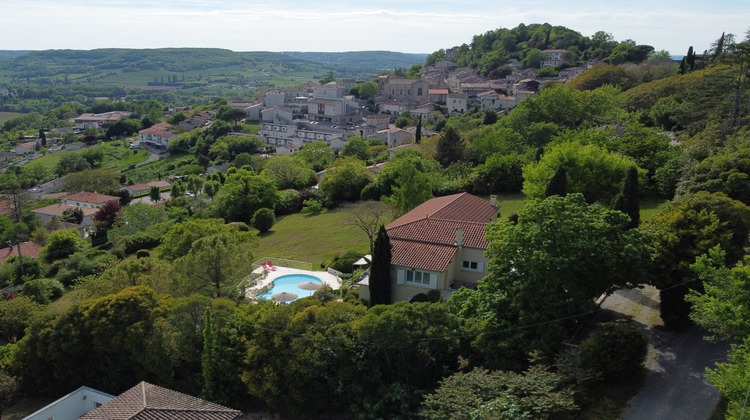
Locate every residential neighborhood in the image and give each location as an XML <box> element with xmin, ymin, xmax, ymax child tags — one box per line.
<box><xmin>0</xmin><ymin>20</ymin><xmax>746</xmax><ymax>420</ymax></box>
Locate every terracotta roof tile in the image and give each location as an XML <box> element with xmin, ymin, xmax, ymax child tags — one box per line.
<box><xmin>388</xmin><ymin>193</ymin><xmax>498</xmax><ymax>229</ymax></box>
<box><xmin>388</xmin><ymin>219</ymin><xmax>489</xmax><ymax>249</ymax></box>
<box><xmin>391</xmin><ymin>239</ymin><xmax>457</xmax><ymax>272</ymax></box>
<box><xmin>81</xmin><ymin>382</ymin><xmax>241</xmax><ymax>420</ymax></box>
<box><xmin>0</xmin><ymin>242</ymin><xmax>42</xmax><ymax>264</ymax></box>
<box><xmin>63</xmin><ymin>192</ymin><xmax>120</xmax><ymax>205</ymax></box>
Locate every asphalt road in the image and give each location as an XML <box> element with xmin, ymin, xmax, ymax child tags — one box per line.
<box><xmin>623</xmin><ymin>327</ymin><xmax>731</xmax><ymax>420</ymax></box>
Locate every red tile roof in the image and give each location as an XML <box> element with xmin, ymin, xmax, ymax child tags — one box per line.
<box><xmin>386</xmin><ymin>193</ymin><xmax>499</xmax><ymax>270</ymax></box>
<box><xmin>388</xmin><ymin>192</ymin><xmax>498</xmax><ymax>229</ymax></box>
<box><xmin>139</xmin><ymin>122</ymin><xmax>175</xmax><ymax>138</ymax></box>
<box><xmin>0</xmin><ymin>242</ymin><xmax>42</xmax><ymax>264</ymax></box>
<box><xmin>63</xmin><ymin>192</ymin><xmax>120</xmax><ymax>205</ymax></box>
<box><xmin>31</xmin><ymin>203</ymin><xmax>98</xmax><ymax>218</ymax></box>
<box><xmin>388</xmin><ymin>219</ymin><xmax>489</xmax><ymax>249</ymax></box>
<box><xmin>81</xmin><ymin>382</ymin><xmax>241</xmax><ymax>420</ymax></box>
<box><xmin>391</xmin><ymin>239</ymin><xmax>458</xmax><ymax>272</ymax></box>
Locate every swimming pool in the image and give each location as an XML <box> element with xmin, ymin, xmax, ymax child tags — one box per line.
<box><xmin>258</xmin><ymin>274</ymin><xmax>324</xmax><ymax>302</ymax></box>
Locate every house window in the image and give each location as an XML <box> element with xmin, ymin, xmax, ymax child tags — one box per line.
<box><xmin>397</xmin><ymin>268</ymin><xmax>437</xmax><ymax>288</ymax></box>
<box><xmin>461</xmin><ymin>260</ymin><xmax>484</xmax><ymax>272</ymax></box>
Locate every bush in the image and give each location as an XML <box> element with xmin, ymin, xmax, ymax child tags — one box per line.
<box><xmin>251</xmin><ymin>208</ymin><xmax>276</xmax><ymax>233</ymax></box>
<box><xmin>136</xmin><ymin>249</ymin><xmax>151</xmax><ymax>259</ymax></box>
<box><xmin>120</xmin><ymin>231</ymin><xmax>162</xmax><ymax>254</ymax></box>
<box><xmin>328</xmin><ymin>251</ymin><xmax>365</xmax><ymax>274</ymax></box>
<box><xmin>302</xmin><ymin>199</ymin><xmax>323</xmax><ymax>216</ymax></box>
<box><xmin>579</xmin><ymin>322</ymin><xmax>648</xmax><ymax>382</ymax></box>
<box><xmin>20</xmin><ymin>278</ymin><xmax>64</xmax><ymax>304</ymax></box>
<box><xmin>276</xmin><ymin>189</ymin><xmax>303</xmax><ymax>215</ymax></box>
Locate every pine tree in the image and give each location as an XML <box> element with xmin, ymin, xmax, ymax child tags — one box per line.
<box><xmin>369</xmin><ymin>225</ymin><xmax>392</xmax><ymax>305</ymax></box>
<box><xmin>435</xmin><ymin>127</ymin><xmax>464</xmax><ymax>167</ymax></box>
<box><xmin>544</xmin><ymin>166</ymin><xmax>567</xmax><ymax>197</ymax></box>
<box><xmin>613</xmin><ymin>166</ymin><xmax>640</xmax><ymax>229</ymax></box>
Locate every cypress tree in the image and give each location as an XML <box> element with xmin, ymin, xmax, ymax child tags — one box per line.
<box><xmin>544</xmin><ymin>166</ymin><xmax>567</xmax><ymax>197</ymax></box>
<box><xmin>613</xmin><ymin>166</ymin><xmax>640</xmax><ymax>229</ymax></box>
<box><xmin>415</xmin><ymin>118</ymin><xmax>422</xmax><ymax>144</ymax></box>
<box><xmin>686</xmin><ymin>46</ymin><xmax>695</xmax><ymax>70</ymax></box>
<box><xmin>369</xmin><ymin>225</ymin><xmax>392</xmax><ymax>305</ymax></box>
<box><xmin>201</xmin><ymin>306</ymin><xmax>217</xmax><ymax>401</ymax></box>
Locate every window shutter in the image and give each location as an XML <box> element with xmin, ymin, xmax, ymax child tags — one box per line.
<box><xmin>396</xmin><ymin>269</ymin><xmax>405</xmax><ymax>285</ymax></box>
<box><xmin>429</xmin><ymin>273</ymin><xmax>438</xmax><ymax>288</ymax></box>
<box><xmin>477</xmin><ymin>262</ymin><xmax>484</xmax><ymax>272</ymax></box>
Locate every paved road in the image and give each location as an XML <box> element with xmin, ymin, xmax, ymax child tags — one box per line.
<box><xmin>623</xmin><ymin>327</ymin><xmax>731</xmax><ymax>420</ymax></box>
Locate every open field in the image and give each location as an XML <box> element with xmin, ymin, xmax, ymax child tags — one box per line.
<box><xmin>24</xmin><ymin>142</ymin><xmax>151</xmax><ymax>173</ymax></box>
<box><xmin>257</xmin><ymin>205</ymin><xmax>395</xmax><ymax>266</ymax></box>
<box><xmin>0</xmin><ymin>111</ymin><xmax>25</xmax><ymax>124</ymax></box>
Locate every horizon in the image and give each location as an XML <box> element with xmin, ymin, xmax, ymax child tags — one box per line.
<box><xmin>1</xmin><ymin>1</ymin><xmax>749</xmax><ymax>56</ymax></box>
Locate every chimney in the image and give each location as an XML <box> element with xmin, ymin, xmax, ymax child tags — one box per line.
<box><xmin>490</xmin><ymin>195</ymin><xmax>497</xmax><ymax>206</ymax></box>
<box><xmin>455</xmin><ymin>228</ymin><xmax>463</xmax><ymax>247</ymax></box>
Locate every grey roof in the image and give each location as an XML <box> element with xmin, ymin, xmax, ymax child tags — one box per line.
<box><xmin>81</xmin><ymin>382</ymin><xmax>241</xmax><ymax>420</ymax></box>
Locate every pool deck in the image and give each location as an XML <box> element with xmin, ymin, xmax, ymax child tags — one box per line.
<box><xmin>246</xmin><ymin>265</ymin><xmax>341</xmax><ymax>300</ymax></box>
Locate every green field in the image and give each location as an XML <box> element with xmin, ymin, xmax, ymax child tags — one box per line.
<box><xmin>257</xmin><ymin>205</ymin><xmax>394</xmax><ymax>266</ymax></box>
<box><xmin>0</xmin><ymin>111</ymin><xmax>25</xmax><ymax>123</ymax></box>
<box><xmin>25</xmin><ymin>142</ymin><xmax>151</xmax><ymax>173</ymax></box>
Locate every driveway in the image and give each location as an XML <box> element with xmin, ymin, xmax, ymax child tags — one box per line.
<box><xmin>600</xmin><ymin>287</ymin><xmax>731</xmax><ymax>420</ymax></box>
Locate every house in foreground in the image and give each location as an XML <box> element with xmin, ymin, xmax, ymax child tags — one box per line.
<box><xmin>23</xmin><ymin>381</ymin><xmax>241</xmax><ymax>420</ymax></box>
<box><xmin>359</xmin><ymin>192</ymin><xmax>499</xmax><ymax>302</ymax></box>
<box><xmin>22</xmin><ymin>386</ymin><xmax>115</xmax><ymax>420</ymax></box>
<box><xmin>80</xmin><ymin>381</ymin><xmax>242</xmax><ymax>420</ymax></box>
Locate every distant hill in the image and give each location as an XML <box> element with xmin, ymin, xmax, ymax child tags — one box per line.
<box><xmin>0</xmin><ymin>48</ymin><xmax>425</xmax><ymax>88</ymax></box>
<box><xmin>283</xmin><ymin>51</ymin><xmax>427</xmax><ymax>74</ymax></box>
<box><xmin>0</xmin><ymin>51</ymin><xmax>29</xmax><ymax>60</ymax></box>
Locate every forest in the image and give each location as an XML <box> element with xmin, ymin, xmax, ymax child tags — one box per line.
<box><xmin>0</xmin><ymin>24</ymin><xmax>749</xmax><ymax>419</ymax></box>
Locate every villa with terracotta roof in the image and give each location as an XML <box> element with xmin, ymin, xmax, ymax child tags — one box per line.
<box><xmin>0</xmin><ymin>241</ymin><xmax>42</xmax><ymax>265</ymax></box>
<box><xmin>359</xmin><ymin>192</ymin><xmax>499</xmax><ymax>302</ymax></box>
<box><xmin>139</xmin><ymin>122</ymin><xmax>177</xmax><ymax>148</ymax></box>
<box><xmin>62</xmin><ymin>192</ymin><xmax>120</xmax><ymax>208</ymax></box>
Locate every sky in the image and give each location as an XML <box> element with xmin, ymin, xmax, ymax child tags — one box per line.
<box><xmin>1</xmin><ymin>0</ymin><xmax>749</xmax><ymax>55</ymax></box>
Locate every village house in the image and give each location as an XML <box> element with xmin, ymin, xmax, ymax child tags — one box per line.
<box><xmin>0</xmin><ymin>241</ymin><xmax>42</xmax><ymax>265</ymax></box>
<box><xmin>73</xmin><ymin>111</ymin><xmax>131</xmax><ymax>130</ymax></box>
<box><xmin>62</xmin><ymin>192</ymin><xmax>120</xmax><ymax>209</ymax></box>
<box><xmin>358</xmin><ymin>192</ymin><xmax>499</xmax><ymax>302</ymax></box>
<box><xmin>122</xmin><ymin>180</ymin><xmax>171</xmax><ymax>196</ymax></box>
<box><xmin>541</xmin><ymin>49</ymin><xmax>568</xmax><ymax>68</ymax></box>
<box><xmin>139</xmin><ymin>122</ymin><xmax>177</xmax><ymax>148</ymax></box>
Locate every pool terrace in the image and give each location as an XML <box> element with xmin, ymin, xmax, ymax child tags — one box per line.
<box><xmin>244</xmin><ymin>257</ymin><xmax>341</xmax><ymax>301</ymax></box>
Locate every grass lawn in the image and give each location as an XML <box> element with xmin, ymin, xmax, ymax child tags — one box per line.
<box><xmin>120</xmin><ymin>153</ymin><xmax>197</xmax><ymax>183</ymax></box>
<box><xmin>24</xmin><ymin>142</ymin><xmax>151</xmax><ymax>173</ymax></box>
<box><xmin>640</xmin><ymin>195</ymin><xmax>667</xmax><ymax>222</ymax></box>
<box><xmin>0</xmin><ymin>111</ymin><xmax>25</xmax><ymax>124</ymax></box>
<box><xmin>257</xmin><ymin>205</ymin><xmax>394</xmax><ymax>267</ymax></box>
<box><xmin>493</xmin><ymin>192</ymin><xmax>527</xmax><ymax>218</ymax></box>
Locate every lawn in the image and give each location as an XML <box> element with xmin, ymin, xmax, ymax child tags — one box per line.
<box><xmin>120</xmin><ymin>153</ymin><xmax>197</xmax><ymax>183</ymax></box>
<box><xmin>23</xmin><ymin>142</ymin><xmax>151</xmax><ymax>173</ymax></box>
<box><xmin>257</xmin><ymin>205</ymin><xmax>394</xmax><ymax>267</ymax></box>
<box><xmin>491</xmin><ymin>193</ymin><xmax>667</xmax><ymax>222</ymax></box>
<box><xmin>0</xmin><ymin>111</ymin><xmax>25</xmax><ymax>124</ymax></box>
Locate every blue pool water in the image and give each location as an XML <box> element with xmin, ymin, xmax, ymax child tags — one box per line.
<box><xmin>258</xmin><ymin>274</ymin><xmax>323</xmax><ymax>302</ymax></box>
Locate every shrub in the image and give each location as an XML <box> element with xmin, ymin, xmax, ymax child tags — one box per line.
<box><xmin>579</xmin><ymin>322</ymin><xmax>648</xmax><ymax>382</ymax></box>
<box><xmin>302</xmin><ymin>199</ymin><xmax>323</xmax><ymax>216</ymax></box>
<box><xmin>20</xmin><ymin>278</ymin><xmax>64</xmax><ymax>304</ymax></box>
<box><xmin>136</xmin><ymin>249</ymin><xmax>151</xmax><ymax>259</ymax></box>
<box><xmin>328</xmin><ymin>251</ymin><xmax>365</xmax><ymax>274</ymax></box>
<box><xmin>276</xmin><ymin>189</ymin><xmax>303</xmax><ymax>215</ymax></box>
<box><xmin>120</xmin><ymin>231</ymin><xmax>162</xmax><ymax>254</ymax></box>
<box><xmin>251</xmin><ymin>208</ymin><xmax>276</xmax><ymax>233</ymax></box>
